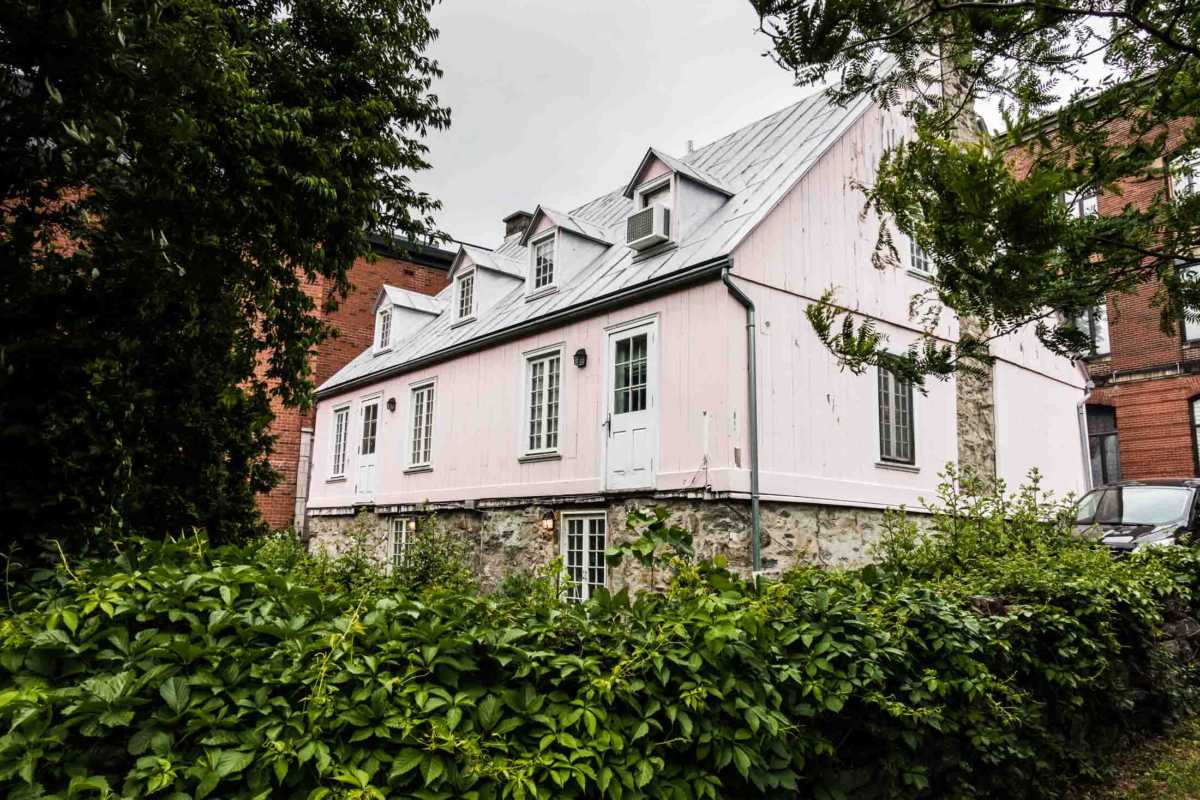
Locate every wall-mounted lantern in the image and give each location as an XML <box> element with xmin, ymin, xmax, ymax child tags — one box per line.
<box><xmin>386</xmin><ymin>397</ymin><xmax>397</xmax><ymax>412</ymax></box>
<box><xmin>540</xmin><ymin>510</ymin><xmax>556</xmax><ymax>538</ymax></box>
<box><xmin>573</xmin><ymin>348</ymin><xmax>587</xmax><ymax>369</ymax></box>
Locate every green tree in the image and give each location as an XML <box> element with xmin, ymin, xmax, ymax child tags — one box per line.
<box><xmin>751</xmin><ymin>0</ymin><xmax>1200</xmax><ymax>384</ymax></box>
<box><xmin>0</xmin><ymin>0</ymin><xmax>448</xmax><ymax>556</ymax></box>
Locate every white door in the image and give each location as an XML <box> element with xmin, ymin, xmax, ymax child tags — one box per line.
<box><xmin>355</xmin><ymin>398</ymin><xmax>379</xmax><ymax>500</ymax></box>
<box><xmin>604</xmin><ymin>321</ymin><xmax>657</xmax><ymax>490</ymax></box>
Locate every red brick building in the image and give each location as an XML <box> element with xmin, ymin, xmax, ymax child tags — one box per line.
<box><xmin>1043</xmin><ymin>119</ymin><xmax>1200</xmax><ymax>485</ymax></box>
<box><xmin>257</xmin><ymin>235</ymin><xmax>452</xmax><ymax>528</ymax></box>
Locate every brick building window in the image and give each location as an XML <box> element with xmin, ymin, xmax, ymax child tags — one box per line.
<box><xmin>1170</xmin><ymin>151</ymin><xmax>1200</xmax><ymax>199</ymax></box>
<box><xmin>1192</xmin><ymin>398</ymin><xmax>1200</xmax><ymax>475</ymax></box>
<box><xmin>1087</xmin><ymin>404</ymin><xmax>1121</xmax><ymax>486</ymax></box>
<box><xmin>1066</xmin><ymin>187</ymin><xmax>1099</xmax><ymax>218</ymax></box>
<box><xmin>1077</xmin><ymin>303</ymin><xmax>1111</xmax><ymax>356</ymax></box>
<box><xmin>1181</xmin><ymin>263</ymin><xmax>1200</xmax><ymax>342</ymax></box>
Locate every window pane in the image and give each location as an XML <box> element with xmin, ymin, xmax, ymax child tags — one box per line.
<box><xmin>360</xmin><ymin>403</ymin><xmax>378</xmax><ymax>456</ymax></box>
<box><xmin>878</xmin><ymin>368</ymin><xmax>914</xmax><ymax>463</ymax></box>
<box><xmin>458</xmin><ymin>274</ymin><xmax>474</xmax><ymax>319</ymax></box>
<box><xmin>1182</xmin><ymin>264</ymin><xmax>1200</xmax><ymax>341</ymax></box>
<box><xmin>534</xmin><ymin>239</ymin><xmax>555</xmax><ymax>289</ymax></box>
<box><xmin>640</xmin><ymin>182</ymin><xmax>671</xmax><ymax>210</ymax></box>
<box><xmin>332</xmin><ymin>408</ymin><xmax>349</xmax><ymax>476</ymax></box>
<box><xmin>410</xmin><ymin>385</ymin><xmax>434</xmax><ymax>465</ymax></box>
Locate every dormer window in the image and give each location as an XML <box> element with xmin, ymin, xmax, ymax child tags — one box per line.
<box><xmin>455</xmin><ymin>270</ymin><xmax>475</xmax><ymax>322</ymax></box>
<box><xmin>638</xmin><ymin>178</ymin><xmax>673</xmax><ymax>210</ymax></box>
<box><xmin>531</xmin><ymin>235</ymin><xmax>556</xmax><ymax>293</ymax></box>
<box><xmin>376</xmin><ymin>307</ymin><xmax>392</xmax><ymax>352</ymax></box>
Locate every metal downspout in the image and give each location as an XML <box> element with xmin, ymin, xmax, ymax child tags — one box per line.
<box><xmin>722</xmin><ymin>266</ymin><xmax>762</xmax><ymax>581</ymax></box>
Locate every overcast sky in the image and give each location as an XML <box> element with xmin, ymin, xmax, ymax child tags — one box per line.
<box><xmin>418</xmin><ymin>0</ymin><xmax>806</xmax><ymax>247</ymax></box>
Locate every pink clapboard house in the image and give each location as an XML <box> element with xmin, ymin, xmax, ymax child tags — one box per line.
<box><xmin>302</xmin><ymin>88</ymin><xmax>1087</xmax><ymax>593</ymax></box>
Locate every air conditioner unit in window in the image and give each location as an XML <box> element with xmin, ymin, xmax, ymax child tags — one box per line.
<box><xmin>625</xmin><ymin>205</ymin><xmax>671</xmax><ymax>251</ymax></box>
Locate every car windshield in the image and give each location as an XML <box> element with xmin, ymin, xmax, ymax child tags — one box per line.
<box><xmin>1076</xmin><ymin>486</ymin><xmax>1193</xmax><ymax>526</ymax></box>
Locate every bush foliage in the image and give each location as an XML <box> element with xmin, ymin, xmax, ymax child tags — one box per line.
<box><xmin>2</xmin><ymin>474</ymin><xmax>1199</xmax><ymax>799</ymax></box>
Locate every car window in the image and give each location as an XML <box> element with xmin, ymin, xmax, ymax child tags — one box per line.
<box><xmin>1094</xmin><ymin>486</ymin><xmax>1193</xmax><ymax>526</ymax></box>
<box><xmin>1075</xmin><ymin>490</ymin><xmax>1103</xmax><ymax>524</ymax></box>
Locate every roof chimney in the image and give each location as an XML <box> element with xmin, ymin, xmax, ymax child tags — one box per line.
<box><xmin>686</xmin><ymin>139</ymin><xmax>694</xmax><ymax>155</ymax></box>
<box><xmin>502</xmin><ymin>210</ymin><xmax>534</xmax><ymax>238</ymax></box>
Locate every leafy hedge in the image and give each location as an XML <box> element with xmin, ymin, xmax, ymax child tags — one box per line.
<box><xmin>2</xmin><ymin>474</ymin><xmax>1199</xmax><ymax>799</ymax></box>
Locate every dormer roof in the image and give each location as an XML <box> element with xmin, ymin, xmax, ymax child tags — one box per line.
<box><xmin>518</xmin><ymin>205</ymin><xmax>612</xmax><ymax>247</ymax></box>
<box><xmin>374</xmin><ymin>284</ymin><xmax>445</xmax><ymax>315</ymax></box>
<box><xmin>622</xmin><ymin>147</ymin><xmax>735</xmax><ymax>199</ymax></box>
<box><xmin>448</xmin><ymin>243</ymin><xmax>525</xmax><ymax>280</ymax></box>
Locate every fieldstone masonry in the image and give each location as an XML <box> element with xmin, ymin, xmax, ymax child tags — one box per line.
<box><xmin>307</xmin><ymin>496</ymin><xmax>922</xmax><ymax>593</ymax></box>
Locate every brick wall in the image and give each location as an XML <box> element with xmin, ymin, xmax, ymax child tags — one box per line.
<box><xmin>256</xmin><ymin>243</ymin><xmax>451</xmax><ymax>528</ymax></box>
<box><xmin>1011</xmin><ymin>115</ymin><xmax>1200</xmax><ymax>481</ymax></box>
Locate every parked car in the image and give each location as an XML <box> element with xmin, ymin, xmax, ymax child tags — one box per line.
<box><xmin>1074</xmin><ymin>480</ymin><xmax>1200</xmax><ymax>553</ymax></box>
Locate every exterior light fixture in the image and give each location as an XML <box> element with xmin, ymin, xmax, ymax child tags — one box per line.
<box><xmin>573</xmin><ymin>348</ymin><xmax>587</xmax><ymax>369</ymax></box>
<box><xmin>406</xmin><ymin>518</ymin><xmax>418</xmax><ymax>532</ymax></box>
<box><xmin>540</xmin><ymin>511</ymin><xmax>556</xmax><ymax>534</ymax></box>
<box><xmin>386</xmin><ymin>397</ymin><xmax>397</xmax><ymax>412</ymax></box>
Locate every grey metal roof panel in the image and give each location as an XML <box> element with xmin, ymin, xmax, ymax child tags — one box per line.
<box><xmin>319</xmin><ymin>86</ymin><xmax>871</xmax><ymax>394</ymax></box>
<box><xmin>378</xmin><ymin>285</ymin><xmax>445</xmax><ymax>314</ymax></box>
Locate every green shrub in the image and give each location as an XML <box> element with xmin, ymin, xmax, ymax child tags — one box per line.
<box><xmin>2</xmin><ymin>476</ymin><xmax>1199</xmax><ymax>799</ymax></box>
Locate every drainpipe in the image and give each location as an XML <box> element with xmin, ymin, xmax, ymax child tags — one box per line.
<box><xmin>721</xmin><ymin>266</ymin><xmax>762</xmax><ymax>581</ymax></box>
<box><xmin>1077</xmin><ymin>381</ymin><xmax>1095</xmax><ymax>491</ymax></box>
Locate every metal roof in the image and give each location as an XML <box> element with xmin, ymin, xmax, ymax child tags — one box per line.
<box><xmin>319</xmin><ymin>86</ymin><xmax>874</xmax><ymax>396</ymax></box>
<box><xmin>376</xmin><ymin>284</ymin><xmax>445</xmax><ymax>315</ymax></box>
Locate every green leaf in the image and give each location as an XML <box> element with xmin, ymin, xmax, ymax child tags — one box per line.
<box><xmin>159</xmin><ymin>676</ymin><xmax>190</xmax><ymax>713</ymax></box>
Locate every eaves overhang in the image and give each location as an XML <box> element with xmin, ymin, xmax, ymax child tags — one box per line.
<box><xmin>316</xmin><ymin>254</ymin><xmax>732</xmax><ymax>399</ymax></box>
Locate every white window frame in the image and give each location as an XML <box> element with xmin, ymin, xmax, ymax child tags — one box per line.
<box><xmin>407</xmin><ymin>378</ymin><xmax>436</xmax><ymax>470</ymax></box>
<box><xmin>908</xmin><ymin>237</ymin><xmax>933</xmax><ymax>276</ymax></box>
<box><xmin>329</xmin><ymin>403</ymin><xmax>351</xmax><ymax>480</ymax></box>
<box><xmin>528</xmin><ymin>233</ymin><xmax>558</xmax><ymax>297</ymax></box>
<box><xmin>375</xmin><ymin>307</ymin><xmax>392</xmax><ymax>353</ymax></box>
<box><xmin>877</xmin><ymin>367</ymin><xmax>916</xmax><ymax>466</ymax></box>
<box><xmin>1181</xmin><ymin>262</ymin><xmax>1200</xmax><ymax>342</ymax></box>
<box><xmin>454</xmin><ymin>270</ymin><xmax>476</xmax><ymax>323</ymax></box>
<box><xmin>635</xmin><ymin>175</ymin><xmax>673</xmax><ymax>211</ymax></box>
<box><xmin>1170</xmin><ymin>151</ymin><xmax>1200</xmax><ymax>200</ymax></box>
<box><xmin>1077</xmin><ymin>302</ymin><xmax>1111</xmax><ymax>355</ymax></box>
<box><xmin>523</xmin><ymin>344</ymin><xmax>564</xmax><ymax>457</ymax></box>
<box><xmin>390</xmin><ymin>516</ymin><xmax>415</xmax><ymax>571</ymax></box>
<box><xmin>1065</xmin><ymin>187</ymin><xmax>1099</xmax><ymax>219</ymax></box>
<box><xmin>559</xmin><ymin>512</ymin><xmax>607</xmax><ymax>602</ymax></box>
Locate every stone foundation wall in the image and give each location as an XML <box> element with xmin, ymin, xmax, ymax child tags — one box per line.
<box><xmin>306</xmin><ymin>497</ymin><xmax>923</xmax><ymax>593</ymax></box>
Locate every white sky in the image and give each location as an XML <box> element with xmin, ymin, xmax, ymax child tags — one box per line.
<box><xmin>419</xmin><ymin>0</ymin><xmax>807</xmax><ymax>247</ymax></box>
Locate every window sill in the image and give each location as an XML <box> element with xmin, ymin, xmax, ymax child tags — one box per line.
<box><xmin>450</xmin><ymin>315</ymin><xmax>476</xmax><ymax>329</ymax></box>
<box><xmin>630</xmin><ymin>241</ymin><xmax>678</xmax><ymax>264</ymax></box>
<box><xmin>875</xmin><ymin>461</ymin><xmax>919</xmax><ymax>474</ymax></box>
<box><xmin>525</xmin><ymin>285</ymin><xmax>559</xmax><ymax>302</ymax></box>
<box><xmin>326</xmin><ymin>476</ymin><xmax>348</xmax><ymax>484</ymax></box>
<box><xmin>519</xmin><ymin>451</ymin><xmax>562</xmax><ymax>464</ymax></box>
<box><xmin>906</xmin><ymin>269</ymin><xmax>934</xmax><ymax>283</ymax></box>
<box><xmin>373</xmin><ymin>346</ymin><xmax>393</xmax><ymax>357</ymax></box>
<box><xmin>404</xmin><ymin>464</ymin><xmax>433</xmax><ymax>475</ymax></box>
